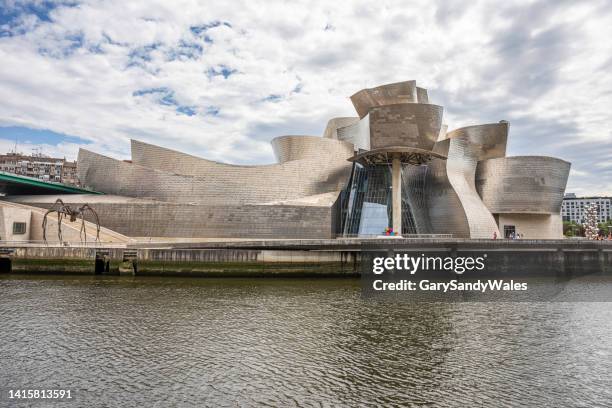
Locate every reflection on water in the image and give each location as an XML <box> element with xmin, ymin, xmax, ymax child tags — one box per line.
<box><xmin>1</xmin><ymin>275</ymin><xmax>612</xmax><ymax>407</ymax></box>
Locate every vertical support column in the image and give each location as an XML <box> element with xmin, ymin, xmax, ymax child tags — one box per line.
<box><xmin>392</xmin><ymin>156</ymin><xmax>402</xmax><ymax>236</ymax></box>
<box><xmin>598</xmin><ymin>248</ymin><xmax>607</xmax><ymax>275</ymax></box>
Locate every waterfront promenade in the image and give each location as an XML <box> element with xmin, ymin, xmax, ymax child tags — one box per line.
<box><xmin>0</xmin><ymin>238</ymin><xmax>610</xmax><ymax>277</ymax></box>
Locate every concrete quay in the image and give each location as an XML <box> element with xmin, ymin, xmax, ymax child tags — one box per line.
<box><xmin>0</xmin><ymin>238</ymin><xmax>610</xmax><ymax>277</ymax></box>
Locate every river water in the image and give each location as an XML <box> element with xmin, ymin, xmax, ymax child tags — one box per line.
<box><xmin>1</xmin><ymin>275</ymin><xmax>611</xmax><ymax>407</ymax></box>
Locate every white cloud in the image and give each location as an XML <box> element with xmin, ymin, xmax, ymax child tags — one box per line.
<box><xmin>0</xmin><ymin>0</ymin><xmax>611</xmax><ymax>194</ymax></box>
<box><xmin>0</xmin><ymin>138</ymin><xmax>80</xmax><ymax>161</ymax></box>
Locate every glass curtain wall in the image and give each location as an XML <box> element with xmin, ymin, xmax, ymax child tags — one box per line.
<box><xmin>342</xmin><ymin>163</ymin><xmax>392</xmax><ymax>236</ymax></box>
<box><xmin>341</xmin><ymin>163</ymin><xmax>432</xmax><ymax>237</ymax></box>
<box><xmin>401</xmin><ymin>164</ymin><xmax>432</xmax><ymax>235</ymax></box>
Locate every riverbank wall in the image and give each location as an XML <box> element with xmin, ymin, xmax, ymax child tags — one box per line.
<box><xmin>0</xmin><ymin>239</ymin><xmax>610</xmax><ymax>277</ymax></box>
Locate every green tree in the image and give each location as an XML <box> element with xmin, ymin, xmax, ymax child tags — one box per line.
<box><xmin>563</xmin><ymin>221</ymin><xmax>582</xmax><ymax>237</ymax></box>
<box><xmin>599</xmin><ymin>221</ymin><xmax>612</xmax><ymax>237</ymax></box>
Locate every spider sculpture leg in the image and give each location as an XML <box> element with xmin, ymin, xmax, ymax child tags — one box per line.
<box><xmin>57</xmin><ymin>211</ymin><xmax>63</xmax><ymax>243</ymax></box>
<box><xmin>43</xmin><ymin>198</ymin><xmax>67</xmax><ymax>244</ymax></box>
<box><xmin>79</xmin><ymin>212</ymin><xmax>87</xmax><ymax>243</ymax></box>
<box><xmin>80</xmin><ymin>205</ymin><xmax>101</xmax><ymax>242</ymax></box>
<box><xmin>42</xmin><ymin>210</ymin><xmax>53</xmax><ymax>243</ymax></box>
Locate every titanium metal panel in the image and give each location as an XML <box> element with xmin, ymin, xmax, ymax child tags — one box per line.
<box><xmin>368</xmin><ymin>103</ymin><xmax>444</xmax><ymax>152</ymax></box>
<box><xmin>437</xmin><ymin>124</ymin><xmax>449</xmax><ymax>142</ymax></box>
<box><xmin>323</xmin><ymin>117</ymin><xmax>360</xmax><ymax>139</ymax></box>
<box><xmin>476</xmin><ymin>156</ymin><xmax>571</xmax><ymax>214</ymax></box>
<box><xmin>79</xmin><ymin>140</ymin><xmax>353</xmax><ymax>206</ymax></box>
<box><xmin>426</xmin><ymin>153</ymin><xmax>471</xmax><ymax>238</ymax></box>
<box><xmin>416</xmin><ymin>87</ymin><xmax>429</xmax><ymax>104</ymax></box>
<box><xmin>423</xmin><ymin>122</ymin><xmax>509</xmax><ymax>238</ymax></box>
<box><xmin>270</xmin><ymin>135</ymin><xmax>352</xmax><ymax>163</ymax></box>
<box><xmin>336</xmin><ymin>115</ymin><xmax>370</xmax><ymax>151</ymax></box>
<box><xmin>350</xmin><ymin>80</ymin><xmax>419</xmax><ymax>118</ymax></box>
<box><xmin>444</xmin><ymin>135</ymin><xmax>500</xmax><ymax>238</ymax></box>
<box><xmin>446</xmin><ymin>122</ymin><xmax>509</xmax><ymax>160</ymax></box>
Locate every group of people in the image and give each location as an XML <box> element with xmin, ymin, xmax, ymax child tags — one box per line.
<box><xmin>491</xmin><ymin>231</ymin><xmax>612</xmax><ymax>240</ymax></box>
<box><xmin>492</xmin><ymin>231</ymin><xmax>523</xmax><ymax>240</ymax></box>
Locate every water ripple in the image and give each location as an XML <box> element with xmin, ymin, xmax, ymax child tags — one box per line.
<box><xmin>1</xmin><ymin>276</ymin><xmax>612</xmax><ymax>407</ymax></box>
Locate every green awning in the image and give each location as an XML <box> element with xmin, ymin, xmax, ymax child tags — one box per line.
<box><xmin>0</xmin><ymin>171</ymin><xmax>103</xmax><ymax>195</ymax></box>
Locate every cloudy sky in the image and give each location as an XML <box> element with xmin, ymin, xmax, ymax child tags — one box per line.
<box><xmin>0</xmin><ymin>0</ymin><xmax>611</xmax><ymax>195</ymax></box>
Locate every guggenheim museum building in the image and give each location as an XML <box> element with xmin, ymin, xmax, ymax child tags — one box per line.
<box><xmin>6</xmin><ymin>80</ymin><xmax>571</xmax><ymax>240</ymax></box>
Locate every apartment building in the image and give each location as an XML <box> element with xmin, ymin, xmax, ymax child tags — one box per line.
<box><xmin>562</xmin><ymin>193</ymin><xmax>612</xmax><ymax>223</ymax></box>
<box><xmin>0</xmin><ymin>153</ymin><xmax>79</xmax><ymax>186</ymax></box>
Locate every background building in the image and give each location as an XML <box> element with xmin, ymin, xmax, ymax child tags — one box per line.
<box><xmin>562</xmin><ymin>193</ymin><xmax>612</xmax><ymax>223</ymax></box>
<box><xmin>0</xmin><ymin>152</ymin><xmax>79</xmax><ymax>186</ymax></box>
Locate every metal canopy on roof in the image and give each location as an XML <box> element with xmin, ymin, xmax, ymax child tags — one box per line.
<box><xmin>347</xmin><ymin>147</ymin><xmax>447</xmax><ymax>166</ymax></box>
<box><xmin>0</xmin><ymin>171</ymin><xmax>103</xmax><ymax>195</ymax></box>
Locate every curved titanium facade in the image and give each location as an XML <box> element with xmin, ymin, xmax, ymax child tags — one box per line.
<box><xmin>368</xmin><ymin>103</ymin><xmax>444</xmax><ymax>151</ymax></box>
<box><xmin>436</xmin><ymin>124</ymin><xmax>449</xmax><ymax>142</ymax></box>
<box><xmin>336</xmin><ymin>116</ymin><xmax>370</xmax><ymax>151</ymax></box>
<box><xmin>130</xmin><ymin>138</ymin><xmax>353</xmax><ymax>179</ymax></box>
<box><xmin>77</xmin><ymin>137</ymin><xmax>353</xmax><ymax>239</ymax></box>
<box><xmin>444</xmin><ymin>134</ymin><xmax>501</xmax><ymax>238</ymax></box>
<box><xmin>323</xmin><ymin>117</ymin><xmax>359</xmax><ymax>139</ymax></box>
<box><xmin>80</xmin><ymin>137</ymin><xmax>354</xmax><ymax>206</ymax></box>
<box><xmin>350</xmin><ymin>81</ymin><xmax>429</xmax><ymax>118</ymax></box>
<box><xmin>446</xmin><ymin>122</ymin><xmax>509</xmax><ymax>160</ymax></box>
<box><xmin>270</xmin><ymin>135</ymin><xmax>351</xmax><ymax>163</ymax></box>
<box><xmin>417</xmin><ymin>123</ymin><xmax>511</xmax><ymax>238</ymax></box>
<box><xmin>426</xmin><ymin>152</ymin><xmax>471</xmax><ymax>238</ymax></box>
<box><xmin>69</xmin><ymin>79</ymin><xmax>570</xmax><ymax>240</ymax></box>
<box><xmin>475</xmin><ymin>156</ymin><xmax>571</xmax><ymax>214</ymax></box>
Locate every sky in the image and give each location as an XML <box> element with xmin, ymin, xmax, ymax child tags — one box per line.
<box><xmin>0</xmin><ymin>0</ymin><xmax>611</xmax><ymax>196</ymax></box>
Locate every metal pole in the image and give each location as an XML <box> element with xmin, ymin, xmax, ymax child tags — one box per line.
<box><xmin>392</xmin><ymin>156</ymin><xmax>402</xmax><ymax>236</ymax></box>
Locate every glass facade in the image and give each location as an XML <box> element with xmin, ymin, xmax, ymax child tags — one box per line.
<box><xmin>341</xmin><ymin>163</ymin><xmax>431</xmax><ymax>236</ymax></box>
<box><xmin>342</xmin><ymin>164</ymin><xmax>392</xmax><ymax>236</ymax></box>
<box><xmin>401</xmin><ymin>164</ymin><xmax>432</xmax><ymax>234</ymax></box>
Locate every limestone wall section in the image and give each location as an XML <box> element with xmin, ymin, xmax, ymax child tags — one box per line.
<box><xmin>0</xmin><ymin>204</ymin><xmax>32</xmax><ymax>241</ymax></box>
<box><xmin>11</xmin><ymin>196</ymin><xmax>335</xmax><ymax>239</ymax></box>
<box><xmin>497</xmin><ymin>214</ymin><xmax>564</xmax><ymax>239</ymax></box>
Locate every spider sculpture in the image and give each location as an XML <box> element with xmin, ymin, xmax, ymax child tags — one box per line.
<box><xmin>42</xmin><ymin>199</ymin><xmax>101</xmax><ymax>243</ymax></box>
